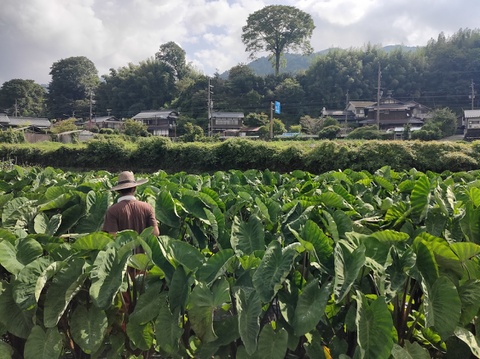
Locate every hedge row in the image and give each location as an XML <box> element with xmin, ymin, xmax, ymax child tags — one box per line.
<box><xmin>1</xmin><ymin>137</ymin><xmax>480</xmax><ymax>174</ymax></box>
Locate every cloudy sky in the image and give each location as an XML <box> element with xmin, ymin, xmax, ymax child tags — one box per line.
<box><xmin>1</xmin><ymin>0</ymin><xmax>479</xmax><ymax>86</ymax></box>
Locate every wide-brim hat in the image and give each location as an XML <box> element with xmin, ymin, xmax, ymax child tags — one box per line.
<box><xmin>110</xmin><ymin>171</ymin><xmax>148</xmax><ymax>191</ymax></box>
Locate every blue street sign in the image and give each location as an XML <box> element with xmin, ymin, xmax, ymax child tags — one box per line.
<box><xmin>274</xmin><ymin>101</ymin><xmax>281</xmax><ymax>114</ymax></box>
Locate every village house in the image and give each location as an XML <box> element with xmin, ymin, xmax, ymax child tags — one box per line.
<box><xmin>210</xmin><ymin>112</ymin><xmax>245</xmax><ymax>136</ymax></box>
<box><xmin>463</xmin><ymin>109</ymin><xmax>480</xmax><ymax>140</ymax></box>
<box><xmin>85</xmin><ymin>116</ymin><xmax>124</xmax><ymax>131</ymax></box>
<box><xmin>132</xmin><ymin>110</ymin><xmax>179</xmax><ymax>137</ymax></box>
<box><xmin>0</xmin><ymin>113</ymin><xmax>51</xmax><ymax>130</ymax></box>
<box><xmin>360</xmin><ymin>96</ymin><xmax>429</xmax><ymax>130</ymax></box>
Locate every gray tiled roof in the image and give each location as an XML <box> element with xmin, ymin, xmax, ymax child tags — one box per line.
<box><xmin>132</xmin><ymin>110</ymin><xmax>178</xmax><ymax>119</ymax></box>
<box><xmin>212</xmin><ymin>112</ymin><xmax>244</xmax><ymax>118</ymax></box>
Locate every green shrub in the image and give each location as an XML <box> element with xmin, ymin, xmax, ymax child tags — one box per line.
<box><xmin>99</xmin><ymin>128</ymin><xmax>115</xmax><ymax>135</ymax></box>
<box><xmin>440</xmin><ymin>151</ymin><xmax>478</xmax><ymax>172</ymax></box>
<box><xmin>346</xmin><ymin>125</ymin><xmax>382</xmax><ymax>140</ymax></box>
<box><xmin>0</xmin><ymin>128</ymin><xmax>25</xmax><ymax>143</ymax></box>
<box><xmin>318</xmin><ymin>125</ymin><xmax>341</xmax><ymax>140</ymax></box>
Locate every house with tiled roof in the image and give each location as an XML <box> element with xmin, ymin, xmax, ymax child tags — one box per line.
<box><xmin>211</xmin><ymin>112</ymin><xmax>245</xmax><ymax>136</ymax></box>
<box><xmin>0</xmin><ymin>114</ymin><xmax>51</xmax><ymax>130</ymax></box>
<box><xmin>85</xmin><ymin>116</ymin><xmax>124</xmax><ymax>131</ymax></box>
<box><xmin>463</xmin><ymin>109</ymin><xmax>480</xmax><ymax>140</ymax></box>
<box><xmin>360</xmin><ymin>97</ymin><xmax>429</xmax><ymax>130</ymax></box>
<box><xmin>132</xmin><ymin>110</ymin><xmax>179</xmax><ymax>137</ymax></box>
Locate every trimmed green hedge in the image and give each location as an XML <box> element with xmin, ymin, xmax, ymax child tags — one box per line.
<box><xmin>1</xmin><ymin>138</ymin><xmax>479</xmax><ymax>174</ymax></box>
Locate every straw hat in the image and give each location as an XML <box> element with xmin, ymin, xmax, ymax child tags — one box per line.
<box><xmin>110</xmin><ymin>171</ymin><xmax>148</xmax><ymax>191</ymax></box>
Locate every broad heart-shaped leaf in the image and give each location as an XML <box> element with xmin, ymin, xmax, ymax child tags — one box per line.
<box><xmin>2</xmin><ymin>197</ymin><xmax>36</xmax><ymax>228</ymax></box>
<box><xmin>44</xmin><ymin>257</ymin><xmax>87</xmax><ymax>328</ymax></box>
<box><xmin>168</xmin><ymin>266</ymin><xmax>189</xmax><ymax>313</ymax></box>
<box><xmin>0</xmin><ymin>240</ymin><xmax>25</xmax><ymax>275</ymax></box>
<box><xmin>0</xmin><ymin>342</ymin><xmax>13</xmax><ymax>359</ymax></box>
<box><xmin>252</xmin><ymin>241</ymin><xmax>299</xmax><ymax>303</ymax></box>
<box><xmin>293</xmin><ymin>280</ymin><xmax>332</xmax><ymax>336</ymax></box>
<box><xmin>423</xmin><ymin>276</ymin><xmax>461</xmax><ymax>341</ymax></box>
<box><xmin>126</xmin><ymin>321</ymin><xmax>155</xmax><ymax>351</ymax></box>
<box><xmin>70</xmin><ymin>305</ymin><xmax>108</xmax><ymax>354</ymax></box>
<box><xmin>301</xmin><ymin>219</ymin><xmax>334</xmax><ymax>270</ymax></box>
<box><xmin>144</xmin><ymin>234</ymin><xmax>175</xmax><ymax>282</ymax></box>
<box><xmin>159</xmin><ymin>236</ymin><xmax>204</xmax><ymax>273</ymax></box>
<box><xmin>129</xmin><ymin>282</ymin><xmax>164</xmax><ymax>325</ymax></box>
<box><xmin>460</xmin><ymin>203</ymin><xmax>480</xmax><ymax>243</ymax></box>
<box><xmin>74</xmin><ymin>190</ymin><xmax>110</xmax><ymax>233</ymax></box>
<box><xmin>410</xmin><ymin>175</ymin><xmax>431</xmax><ymax>220</ymax></box>
<box><xmin>0</xmin><ymin>281</ymin><xmax>35</xmax><ymax>338</ymax></box>
<box><xmin>230</xmin><ymin>215</ymin><xmax>265</xmax><ymax>255</ymax></box>
<box><xmin>235</xmin><ymin>287</ymin><xmax>262</xmax><ymax>356</ymax></box>
<box><xmin>355</xmin><ymin>293</ymin><xmax>394</xmax><ymax>359</ymax></box>
<box><xmin>333</xmin><ymin>241</ymin><xmax>366</xmax><ymax>303</ymax></box>
<box><xmin>390</xmin><ymin>342</ymin><xmax>430</xmax><ymax>359</ymax></box>
<box><xmin>196</xmin><ymin>249</ymin><xmax>235</xmax><ymax>285</ymax></box>
<box><xmin>187</xmin><ymin>279</ymin><xmax>230</xmax><ymax>343</ymax></box>
<box><xmin>155</xmin><ymin>190</ymin><xmax>181</xmax><ymax>228</ymax></box>
<box><xmin>181</xmin><ymin>192</ymin><xmax>210</xmax><ymax>220</ymax></box>
<box><xmin>413</xmin><ymin>237</ymin><xmax>439</xmax><ymax>288</ymax></box>
<box><xmin>56</xmin><ymin>203</ymin><xmax>85</xmax><ymax>235</ymax></box>
<box><xmin>458</xmin><ymin>280</ymin><xmax>480</xmax><ymax>326</ymax></box>
<box><xmin>34</xmin><ymin>213</ymin><xmax>62</xmax><ymax>236</ymax></box>
<box><xmin>16</xmin><ymin>236</ymin><xmax>43</xmax><ymax>265</ymax></box>
<box><xmin>72</xmin><ymin>232</ymin><xmax>113</xmax><ymax>251</ymax></box>
<box><xmin>454</xmin><ymin>327</ymin><xmax>480</xmax><ymax>358</ymax></box>
<box><xmin>252</xmin><ymin>324</ymin><xmax>288</xmax><ymax>359</ymax></box>
<box><xmin>13</xmin><ymin>257</ymin><xmax>52</xmax><ymax>310</ymax></box>
<box><xmin>89</xmin><ymin>245</ymin><xmax>130</xmax><ymax>309</ymax></box>
<box><xmin>24</xmin><ymin>326</ymin><xmax>63</xmax><ymax>359</ymax></box>
<box><xmin>155</xmin><ymin>297</ymin><xmax>183</xmax><ymax>354</ymax></box>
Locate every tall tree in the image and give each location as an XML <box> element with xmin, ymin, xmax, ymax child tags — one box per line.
<box><xmin>155</xmin><ymin>41</ymin><xmax>188</xmax><ymax>81</ymax></box>
<box><xmin>47</xmin><ymin>56</ymin><xmax>99</xmax><ymax>119</ymax></box>
<box><xmin>0</xmin><ymin>79</ymin><xmax>46</xmax><ymax>116</ymax></box>
<box><xmin>241</xmin><ymin>5</ymin><xmax>315</xmax><ymax>76</ymax></box>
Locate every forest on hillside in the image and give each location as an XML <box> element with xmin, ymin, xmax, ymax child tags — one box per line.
<box><xmin>1</xmin><ymin>28</ymin><xmax>480</xmax><ymax>129</ymax></box>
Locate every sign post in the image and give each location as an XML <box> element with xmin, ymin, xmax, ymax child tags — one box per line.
<box><xmin>270</xmin><ymin>101</ymin><xmax>281</xmax><ymax>140</ymax></box>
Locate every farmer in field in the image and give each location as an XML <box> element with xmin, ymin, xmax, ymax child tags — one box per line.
<box><xmin>102</xmin><ymin>171</ymin><xmax>160</xmax><ymax>238</ymax></box>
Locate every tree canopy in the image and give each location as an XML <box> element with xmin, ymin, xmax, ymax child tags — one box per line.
<box><xmin>47</xmin><ymin>56</ymin><xmax>99</xmax><ymax>119</ymax></box>
<box><xmin>242</xmin><ymin>5</ymin><xmax>315</xmax><ymax>76</ymax></box>
<box><xmin>0</xmin><ymin>79</ymin><xmax>46</xmax><ymax>116</ymax></box>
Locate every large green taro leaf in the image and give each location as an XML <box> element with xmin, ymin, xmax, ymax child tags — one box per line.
<box><xmin>44</xmin><ymin>257</ymin><xmax>87</xmax><ymax>328</ymax></box>
<box><xmin>252</xmin><ymin>241</ymin><xmax>299</xmax><ymax>303</ymax></box>
<box><xmin>423</xmin><ymin>276</ymin><xmax>461</xmax><ymax>341</ymax></box>
<box><xmin>155</xmin><ymin>190</ymin><xmax>181</xmax><ymax>228</ymax></box>
<box><xmin>70</xmin><ymin>305</ymin><xmax>108</xmax><ymax>354</ymax></box>
<box><xmin>231</xmin><ymin>215</ymin><xmax>265</xmax><ymax>255</ymax></box>
<box><xmin>24</xmin><ymin>326</ymin><xmax>63</xmax><ymax>359</ymax></box>
<box><xmin>155</xmin><ymin>298</ymin><xmax>183</xmax><ymax>354</ymax></box>
<box><xmin>356</xmin><ymin>293</ymin><xmax>394</xmax><ymax>359</ymax></box>
<box><xmin>187</xmin><ymin>279</ymin><xmax>230</xmax><ymax>344</ymax></box>
<box><xmin>89</xmin><ymin>245</ymin><xmax>130</xmax><ymax>309</ymax></box>
<box><xmin>293</xmin><ymin>280</ymin><xmax>332</xmax><ymax>336</ymax></box>
<box><xmin>0</xmin><ymin>281</ymin><xmax>35</xmax><ymax>338</ymax></box>
<box><xmin>333</xmin><ymin>241</ymin><xmax>366</xmax><ymax>303</ymax></box>
<box><xmin>235</xmin><ymin>287</ymin><xmax>262</xmax><ymax>356</ymax></box>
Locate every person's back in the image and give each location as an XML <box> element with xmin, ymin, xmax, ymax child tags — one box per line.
<box><xmin>102</xmin><ymin>171</ymin><xmax>159</xmax><ymax>237</ymax></box>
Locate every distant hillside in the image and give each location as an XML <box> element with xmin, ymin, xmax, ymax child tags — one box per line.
<box><xmin>222</xmin><ymin>45</ymin><xmax>419</xmax><ymax>77</ymax></box>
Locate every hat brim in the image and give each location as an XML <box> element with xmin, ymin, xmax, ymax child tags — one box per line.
<box><xmin>110</xmin><ymin>178</ymin><xmax>148</xmax><ymax>191</ymax></box>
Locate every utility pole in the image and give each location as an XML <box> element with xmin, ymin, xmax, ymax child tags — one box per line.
<box><xmin>471</xmin><ymin>79</ymin><xmax>476</xmax><ymax>110</ymax></box>
<box><xmin>89</xmin><ymin>91</ymin><xmax>93</xmax><ymax>121</ymax></box>
<box><xmin>14</xmin><ymin>99</ymin><xmax>18</xmax><ymax>117</ymax></box>
<box><xmin>207</xmin><ymin>78</ymin><xmax>213</xmax><ymax>136</ymax></box>
<box><xmin>376</xmin><ymin>63</ymin><xmax>382</xmax><ymax>130</ymax></box>
<box><xmin>344</xmin><ymin>90</ymin><xmax>349</xmax><ymax>127</ymax></box>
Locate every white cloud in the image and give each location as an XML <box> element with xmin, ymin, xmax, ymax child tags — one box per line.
<box><xmin>1</xmin><ymin>0</ymin><xmax>479</xmax><ymax>85</ymax></box>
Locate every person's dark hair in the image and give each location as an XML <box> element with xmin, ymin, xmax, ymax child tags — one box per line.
<box><xmin>117</xmin><ymin>187</ymin><xmax>136</xmax><ymax>196</ymax></box>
